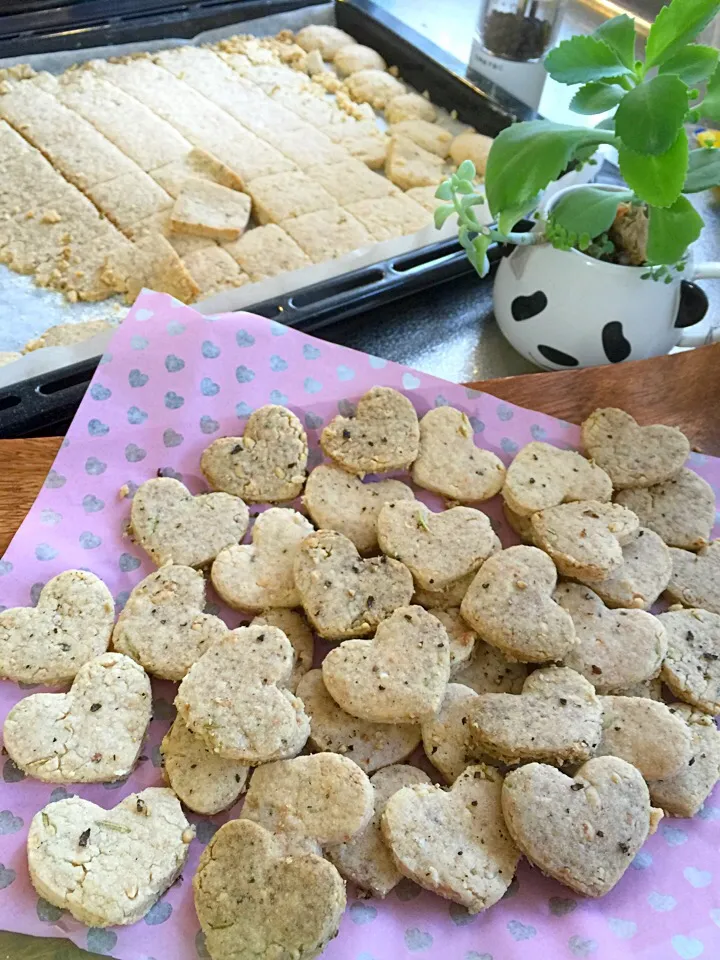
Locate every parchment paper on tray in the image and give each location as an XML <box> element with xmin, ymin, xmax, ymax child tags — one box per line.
<box><xmin>0</xmin><ymin>288</ymin><xmax>717</xmax><ymax>960</ymax></box>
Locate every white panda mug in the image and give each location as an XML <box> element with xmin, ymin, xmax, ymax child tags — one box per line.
<box><xmin>492</xmin><ymin>184</ymin><xmax>720</xmax><ymax>371</ymax></box>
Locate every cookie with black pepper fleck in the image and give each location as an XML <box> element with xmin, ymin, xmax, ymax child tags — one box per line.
<box><xmin>615</xmin><ymin>468</ymin><xmax>715</xmax><ymax>550</ymax></box>
<box><xmin>576</xmin><ymin>527</ymin><xmax>671</xmax><ymax>610</ymax></box>
<box><xmin>658</xmin><ymin>607</ymin><xmax>720</xmax><ymax>714</ymax></box>
<box><xmin>429</xmin><ymin>607</ymin><xmax>477</xmax><ymax>673</ymax></box>
<box><xmin>648</xmin><ymin>703</ymin><xmax>720</xmax><ymax>817</ymax></box>
<box><xmin>422</xmin><ymin>682</ymin><xmax>490</xmax><ymax>782</ymax></box>
<box><xmin>503</xmin><ymin>441</ymin><xmax>612</xmax><ymax>517</ymax></box>
<box><xmin>665</xmin><ymin>540</ymin><xmax>720</xmax><ymax>615</ymax></box>
<box><xmin>252</xmin><ymin>609</ymin><xmax>314</xmax><ymax>694</ymax></box>
<box><xmin>451</xmin><ymin>639</ymin><xmax>528</xmax><ymax>694</ymax></box>
<box><xmin>596</xmin><ymin>696</ymin><xmax>692</xmax><ymax>780</ymax></box>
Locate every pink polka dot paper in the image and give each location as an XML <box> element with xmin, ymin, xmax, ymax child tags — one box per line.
<box><xmin>0</xmin><ymin>290</ymin><xmax>718</xmax><ymax>960</ymax></box>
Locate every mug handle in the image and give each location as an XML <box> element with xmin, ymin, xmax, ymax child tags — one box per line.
<box><xmin>677</xmin><ymin>262</ymin><xmax>720</xmax><ymax>347</ymax></box>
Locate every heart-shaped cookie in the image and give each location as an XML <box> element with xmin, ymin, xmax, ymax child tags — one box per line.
<box><xmin>377</xmin><ymin>501</ymin><xmax>498</xmax><ymax>591</ymax></box>
<box><xmin>615</xmin><ymin>468</ymin><xmax>715</xmax><ymax>550</ymax></box>
<box><xmin>4</xmin><ymin>652</ymin><xmax>151</xmax><ymax>783</ymax></box>
<box><xmin>296</xmin><ymin>670</ymin><xmax>420</xmax><ymax>773</ymax></box>
<box><xmin>460</xmin><ymin>545</ymin><xmax>576</xmax><ymax>662</ymax></box>
<box><xmin>531</xmin><ymin>500</ymin><xmax>640</xmax><ymax>581</ymax></box>
<box><xmin>113</xmin><ymin>565</ymin><xmax>228</xmax><ymax>680</ymax></box>
<box><xmin>411</xmin><ymin>406</ymin><xmax>506</xmax><ymax>501</ymax></box>
<box><xmin>555</xmin><ymin>583</ymin><xmax>667</xmax><ymax>692</ymax></box>
<box><xmin>503</xmin><ymin>441</ymin><xmax>612</xmax><ymax>517</ymax></box>
<box><xmin>322</xmin><ymin>605</ymin><xmax>450</xmax><ymax>722</ymax></box>
<box><xmin>665</xmin><ymin>540</ymin><xmax>720</xmax><ymax>615</ymax></box>
<box><xmin>131</xmin><ymin>477</ymin><xmax>249</xmax><ymax>568</ymax></box>
<box><xmin>194</xmin><ymin>819</ymin><xmax>345</xmax><ymax>960</ymax></box>
<box><xmin>430</xmin><ymin>607</ymin><xmax>477</xmax><ymax>673</ymax></box>
<box><xmin>294</xmin><ymin>530</ymin><xmax>414</xmax><ymax>639</ymax></box>
<box><xmin>303</xmin><ymin>463</ymin><xmax>415</xmax><ymax>554</ymax></box>
<box><xmin>29</xmin><ymin>787</ymin><xmax>193</xmax><ymax>927</ymax></box>
<box><xmin>452</xmin><ymin>639</ymin><xmax>528</xmax><ymax>694</ymax></box>
<box><xmin>200</xmin><ymin>404</ymin><xmax>308</xmax><ymax>502</ymax></box>
<box><xmin>413</xmin><ymin>571</ymin><xmax>475</xmax><ymax>610</ymax></box>
<box><xmin>467</xmin><ymin>666</ymin><xmax>602</xmax><ymax>766</ymax></box>
<box><xmin>648</xmin><ymin>703</ymin><xmax>720</xmax><ymax>817</ymax></box>
<box><xmin>658</xmin><ymin>608</ymin><xmax>720</xmax><ymax>714</ymax></box>
<box><xmin>252</xmin><ymin>609</ymin><xmax>314</xmax><ymax>693</ymax></box>
<box><xmin>502</xmin><ymin>756</ymin><xmax>655</xmax><ymax>896</ymax></box>
<box><xmin>211</xmin><ymin>508</ymin><xmax>314</xmax><ymax>612</ymax></box>
<box><xmin>0</xmin><ymin>570</ymin><xmax>114</xmax><ymax>686</ymax></box>
<box><xmin>176</xmin><ymin>625</ymin><xmax>310</xmax><ymax>763</ymax></box>
<box><xmin>581</xmin><ymin>407</ymin><xmax>690</xmax><ymax>489</ymax></box>
<box><xmin>320</xmin><ymin>386</ymin><xmax>420</xmax><ymax>476</ymax></box>
<box><xmin>381</xmin><ymin>764</ymin><xmax>521</xmax><ymax>912</ymax></box>
<box><xmin>596</xmin><ymin>696</ymin><xmax>692</xmax><ymax>780</ymax></box>
<box><xmin>577</xmin><ymin>527</ymin><xmax>671</xmax><ymax>610</ymax></box>
<box><xmin>422</xmin><ymin>682</ymin><xmax>487</xmax><ymax>782</ymax></box>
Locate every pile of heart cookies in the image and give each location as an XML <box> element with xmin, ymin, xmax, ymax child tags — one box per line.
<box><xmin>1</xmin><ymin>390</ymin><xmax>719</xmax><ymax>960</ymax></box>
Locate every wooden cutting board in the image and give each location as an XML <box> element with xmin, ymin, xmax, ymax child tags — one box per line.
<box><xmin>0</xmin><ymin>341</ymin><xmax>718</xmax><ymax>554</ymax></box>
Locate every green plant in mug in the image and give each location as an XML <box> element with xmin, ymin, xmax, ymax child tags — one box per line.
<box><xmin>435</xmin><ymin>0</ymin><xmax>720</xmax><ymax>276</ymax></box>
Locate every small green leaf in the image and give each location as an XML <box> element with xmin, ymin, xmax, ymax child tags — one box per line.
<box><xmin>659</xmin><ymin>44</ymin><xmax>719</xmax><ymax>84</ymax></box>
<box><xmin>615</xmin><ymin>74</ymin><xmax>689</xmax><ymax>155</ymax></box>
<box><xmin>569</xmin><ymin>81</ymin><xmax>625</xmax><ymax>115</ymax></box>
<box><xmin>618</xmin><ymin>128</ymin><xmax>689</xmax><ymax>207</ymax></box>
<box><xmin>683</xmin><ymin>147</ymin><xmax>720</xmax><ymax>192</ymax></box>
<box><xmin>460</xmin><ymin>194</ymin><xmax>486</xmax><ymax>208</ymax></box>
<box><xmin>456</xmin><ymin>180</ymin><xmax>475</xmax><ymax>194</ymax></box>
<box><xmin>550</xmin><ymin>185</ymin><xmax>633</xmax><ymax>240</ymax></box>
<box><xmin>645</xmin><ymin>0</ymin><xmax>720</xmax><ymax>68</ymax></box>
<box><xmin>701</xmin><ymin>62</ymin><xmax>720</xmax><ymax>125</ymax></box>
<box><xmin>498</xmin><ymin>201</ymin><xmax>538</xmax><ymax>236</ymax></box>
<box><xmin>596</xmin><ymin>116</ymin><xmax>616</xmax><ymax>131</ymax></box>
<box><xmin>544</xmin><ymin>35</ymin><xmax>632</xmax><ymax>85</ymax></box>
<box><xmin>457</xmin><ymin>159</ymin><xmax>476</xmax><ymax>180</ymax></box>
<box><xmin>434</xmin><ymin>181</ymin><xmax>453</xmax><ymax>201</ymax></box>
<box><xmin>433</xmin><ymin>204</ymin><xmax>455</xmax><ymax>229</ymax></box>
<box><xmin>593</xmin><ymin>14</ymin><xmax>637</xmax><ymax>70</ymax></box>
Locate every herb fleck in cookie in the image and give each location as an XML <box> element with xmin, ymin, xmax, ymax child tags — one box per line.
<box><xmin>414</xmin><ymin>571</ymin><xmax>475</xmax><ymax>610</ymax></box>
<box><xmin>665</xmin><ymin>540</ymin><xmax>720</xmax><ymax>615</ymax></box>
<box><xmin>531</xmin><ymin>500</ymin><xmax>640</xmax><ymax>581</ymax></box>
<box><xmin>322</xmin><ymin>605</ymin><xmax>450</xmax><ymax>723</ymax></box>
<box><xmin>320</xmin><ymin>386</ymin><xmax>420</xmax><ymax>476</ymax></box>
<box><xmin>648</xmin><ymin>703</ymin><xmax>720</xmax><ymax>817</ymax></box>
<box><xmin>658</xmin><ymin>608</ymin><xmax>720</xmax><ymax>714</ymax></box>
<box><xmin>326</xmin><ymin>764</ymin><xmax>431</xmax><ymax>897</ymax></box>
<box><xmin>581</xmin><ymin>407</ymin><xmax>690</xmax><ymax>489</ymax></box>
<box><xmin>596</xmin><ymin>696</ymin><xmax>692</xmax><ymax>780</ymax></box>
<box><xmin>411</xmin><ymin>406</ymin><xmax>506</xmax><ymax>502</ymax></box>
<box><xmin>176</xmin><ymin>625</ymin><xmax>310</xmax><ymax>763</ymax></box>
<box><xmin>555</xmin><ymin>583</ymin><xmax>667</xmax><ymax>692</ymax></box>
<box><xmin>161</xmin><ymin>717</ymin><xmax>249</xmax><ymax>816</ymax></box>
<box><xmin>252</xmin><ymin>609</ymin><xmax>314</xmax><ymax>693</ymax></box>
<box><xmin>502</xmin><ymin>756</ymin><xmax>655</xmax><ymax>897</ymax></box>
<box><xmin>29</xmin><ymin>787</ymin><xmax>193</xmax><ymax>927</ymax></box>
<box><xmin>615</xmin><ymin>468</ymin><xmax>715</xmax><ymax>550</ymax></box>
<box><xmin>452</xmin><ymin>639</ymin><xmax>528</xmax><ymax>694</ymax></box>
<box><xmin>503</xmin><ymin>441</ymin><xmax>612</xmax><ymax>517</ymax></box>
<box><xmin>112</xmin><ymin>565</ymin><xmax>227</xmax><ymax>681</ymax></box>
<box><xmin>200</xmin><ymin>405</ymin><xmax>308</xmax><ymax>503</ymax></box>
<box><xmin>4</xmin><ymin>652</ymin><xmax>150</xmax><ymax>783</ymax></box>
<box><xmin>0</xmin><ymin>570</ymin><xmax>113</xmax><ymax>686</ymax></box>
<box><xmin>577</xmin><ymin>527</ymin><xmax>671</xmax><ymax>610</ymax></box>
<box><xmin>429</xmin><ymin>607</ymin><xmax>477</xmax><ymax>673</ymax></box>
<box><xmin>422</xmin><ymin>683</ymin><xmax>487</xmax><ymax>782</ymax></box>
<box><xmin>303</xmin><ymin>463</ymin><xmax>414</xmax><ymax>554</ymax></box>
<box><xmin>381</xmin><ymin>764</ymin><xmax>521</xmax><ymax>912</ymax></box>
<box><xmin>296</xmin><ymin>670</ymin><xmax>420</xmax><ymax>773</ymax></box>
<box><xmin>294</xmin><ymin>530</ymin><xmax>413</xmax><ymax>639</ymax></box>
<box><xmin>131</xmin><ymin>477</ymin><xmax>249</xmax><ymax>568</ymax></box>
<box><xmin>377</xmin><ymin>500</ymin><xmax>498</xmax><ymax>591</ymax></box>
<box><xmin>211</xmin><ymin>508</ymin><xmax>314</xmax><ymax>612</ymax></box>
<box><xmin>460</xmin><ymin>545</ymin><xmax>576</xmax><ymax>662</ymax></box>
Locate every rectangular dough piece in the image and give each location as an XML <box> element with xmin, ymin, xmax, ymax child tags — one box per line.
<box><xmin>182</xmin><ymin>246</ymin><xmax>250</xmax><ymax>298</ymax></box>
<box><xmin>187</xmin><ymin>148</ymin><xmax>245</xmax><ymax>192</ymax></box>
<box><xmin>0</xmin><ymin>120</ymin><xmax>70</xmax><ymax>219</ymax></box>
<box><xmin>345</xmin><ymin>194</ymin><xmax>429</xmax><ymax>241</ymax></box>
<box><xmin>247</xmin><ymin>171</ymin><xmax>335</xmax><ymax>224</ymax></box>
<box><xmin>327</xmin><ymin>121</ymin><xmax>389</xmax><ymax>170</ymax></box>
<box><xmin>126</xmin><ymin>210</ymin><xmax>217</xmax><ymax>257</ymax></box>
<box><xmin>86</xmin><ymin>171</ymin><xmax>173</xmax><ymax>232</ymax></box>
<box><xmin>223</xmin><ymin>224</ymin><xmax>310</xmax><ymax>282</ymax></box>
<box><xmin>385</xmin><ymin>135</ymin><xmax>445</xmax><ymax>190</ymax></box>
<box><xmin>307</xmin><ymin>158</ymin><xmax>396</xmax><ymax>204</ymax></box>
<box><xmin>150</xmin><ymin>155</ymin><xmax>218</xmax><ymax>199</ymax></box>
<box><xmin>405</xmin><ymin>185</ymin><xmax>444</xmax><ymax>212</ymax></box>
<box><xmin>259</xmin><ymin>125</ymin><xmax>349</xmax><ymax>169</ymax></box>
<box><xmin>100</xmin><ymin>232</ymin><xmax>199</xmax><ymax>304</ymax></box>
<box><xmin>271</xmin><ymin>86</ymin><xmax>340</xmax><ymax>129</ymax></box>
<box><xmin>282</xmin><ymin>207</ymin><xmax>373</xmax><ymax>264</ymax></box>
<box><xmin>390</xmin><ymin>119</ymin><xmax>453</xmax><ymax>158</ymax></box>
<box><xmin>242</xmin><ymin>63</ymin><xmax>309</xmax><ymax>95</ymax></box>
<box><xmin>170</xmin><ymin>179</ymin><xmax>251</xmax><ymax>241</ymax></box>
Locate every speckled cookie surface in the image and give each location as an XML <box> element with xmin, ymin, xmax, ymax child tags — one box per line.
<box><xmin>555</xmin><ymin>583</ymin><xmax>667</xmax><ymax>692</ymax></box>
<box><xmin>413</xmin><ymin>571</ymin><xmax>475</xmax><ymax>611</ymax></box>
<box><xmin>451</xmin><ymin>639</ymin><xmax>528</xmax><ymax>694</ymax></box>
<box><xmin>4</xmin><ymin>652</ymin><xmax>151</xmax><ymax>783</ymax></box>
<box><xmin>381</xmin><ymin>764</ymin><xmax>521</xmax><ymax>913</ymax></box>
<box><xmin>322</xmin><ymin>605</ymin><xmax>450</xmax><ymax>723</ymax></box>
<box><xmin>501</xmin><ymin>756</ymin><xmax>654</xmax><ymax>897</ymax></box>
<box><xmin>161</xmin><ymin>717</ymin><xmax>248</xmax><ymax>816</ymax></box>
<box><xmin>411</xmin><ymin>406</ymin><xmax>506</xmax><ymax>502</ymax></box>
<box><xmin>666</xmin><ymin>540</ymin><xmax>720</xmax><ymax>615</ymax></box>
<box><xmin>502</xmin><ymin>503</ymin><xmax>536</xmax><ymax>543</ymax></box>
<box><xmin>28</xmin><ymin>787</ymin><xmax>192</xmax><ymax>927</ymax></box>
<box><xmin>112</xmin><ymin>565</ymin><xmax>227</xmax><ymax>681</ymax></box>
<box><xmin>194</xmin><ymin>818</ymin><xmax>346</xmax><ymax>960</ymax></box>
<box><xmin>320</xmin><ymin>386</ymin><xmax>419</xmax><ymax>476</ymax></box>
<box><xmin>252</xmin><ymin>609</ymin><xmax>314</xmax><ymax>693</ymax></box>
<box><xmin>211</xmin><ymin>508</ymin><xmax>314</xmax><ymax>612</ymax></box>
<box><xmin>658</xmin><ymin>608</ymin><xmax>720</xmax><ymax>714</ymax></box>
<box><xmin>303</xmin><ymin>463</ymin><xmax>414</xmax><ymax>554</ymax></box>
<box><xmin>648</xmin><ymin>703</ymin><xmax>720</xmax><ymax>817</ymax></box>
<box><xmin>377</xmin><ymin>501</ymin><xmax>498</xmax><ymax>591</ymax></box>
<box><xmin>200</xmin><ymin>405</ymin><xmax>308</xmax><ymax>503</ymax></box>
<box><xmin>0</xmin><ymin>570</ymin><xmax>114</xmax><ymax>686</ymax></box>
<box><xmin>460</xmin><ymin>545</ymin><xmax>576</xmax><ymax>663</ymax></box>
<box><xmin>596</xmin><ymin>696</ymin><xmax>692</xmax><ymax>780</ymax></box>
<box><xmin>296</xmin><ymin>670</ymin><xmax>420</xmax><ymax>773</ymax></box>
<box><xmin>578</xmin><ymin>527</ymin><xmax>671</xmax><ymax>610</ymax></box>
<box><xmin>176</xmin><ymin>626</ymin><xmax>310</xmax><ymax>763</ymax></box>
<box><xmin>502</xmin><ymin>441</ymin><xmax>612</xmax><ymax>517</ymax></box>
<box><xmin>467</xmin><ymin>666</ymin><xmax>602</xmax><ymax>766</ymax></box>
<box><xmin>326</xmin><ymin>764</ymin><xmax>431</xmax><ymax>897</ymax></box>
<box><xmin>422</xmin><ymin>683</ymin><xmax>485</xmax><ymax>782</ymax></box>
<box><xmin>294</xmin><ymin>530</ymin><xmax>413</xmax><ymax>639</ymax></box>
<box><xmin>581</xmin><ymin>407</ymin><xmax>690</xmax><ymax>489</ymax></box>
<box><xmin>429</xmin><ymin>607</ymin><xmax>477</xmax><ymax>673</ymax></box>
<box><xmin>531</xmin><ymin>500</ymin><xmax>640</xmax><ymax>581</ymax></box>
<box><xmin>615</xmin><ymin>468</ymin><xmax>715</xmax><ymax>550</ymax></box>
<box><xmin>130</xmin><ymin>477</ymin><xmax>249</xmax><ymax>568</ymax></box>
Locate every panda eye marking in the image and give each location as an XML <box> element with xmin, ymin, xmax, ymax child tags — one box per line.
<box><xmin>601</xmin><ymin>321</ymin><xmax>631</xmax><ymax>364</ymax></box>
<box><xmin>511</xmin><ymin>292</ymin><xmax>548</xmax><ymax>321</ymax></box>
